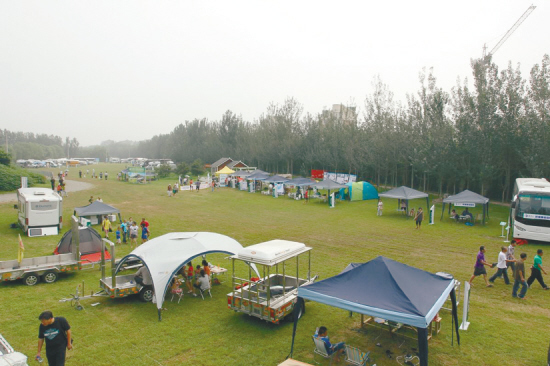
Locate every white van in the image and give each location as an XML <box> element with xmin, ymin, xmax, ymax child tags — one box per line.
<box><xmin>16</xmin><ymin>188</ymin><xmax>63</xmax><ymax>237</ymax></box>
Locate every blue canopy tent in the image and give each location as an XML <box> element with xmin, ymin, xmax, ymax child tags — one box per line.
<box><xmin>284</xmin><ymin>177</ymin><xmax>316</xmax><ymax>187</ymax></box>
<box><xmin>289</xmin><ymin>256</ymin><xmax>460</xmax><ymax>366</ymax></box>
<box><xmin>263</xmin><ymin>175</ymin><xmax>289</xmax><ymax>184</ymax></box>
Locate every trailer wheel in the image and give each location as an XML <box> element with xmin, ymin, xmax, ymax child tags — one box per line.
<box><xmin>23</xmin><ymin>273</ymin><xmax>40</xmax><ymax>286</ymax></box>
<box><xmin>139</xmin><ymin>286</ymin><xmax>154</xmax><ymax>302</ymax></box>
<box><xmin>42</xmin><ymin>271</ymin><xmax>58</xmax><ymax>284</ymax></box>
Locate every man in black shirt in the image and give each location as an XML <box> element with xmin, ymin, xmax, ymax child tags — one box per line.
<box><xmin>37</xmin><ymin>311</ymin><xmax>72</xmax><ymax>366</ymax></box>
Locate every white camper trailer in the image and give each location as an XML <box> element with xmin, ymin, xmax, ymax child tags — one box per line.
<box><xmin>16</xmin><ymin>188</ymin><xmax>63</xmax><ymax>237</ymax></box>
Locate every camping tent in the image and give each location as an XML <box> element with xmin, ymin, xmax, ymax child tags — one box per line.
<box><xmin>53</xmin><ymin>226</ymin><xmax>110</xmax><ymax>262</ymax></box>
<box><xmin>378</xmin><ymin>186</ymin><xmax>429</xmax><ymax>214</ymax></box>
<box><xmin>340</xmin><ymin>181</ymin><xmax>379</xmax><ymax>201</ymax></box>
<box><xmin>215</xmin><ymin>166</ymin><xmax>235</xmax><ymax>175</ymax></box>
<box><xmin>74</xmin><ymin>201</ymin><xmax>122</xmax><ymax>225</ymax></box>
<box><xmin>289</xmin><ymin>256</ymin><xmax>459</xmax><ymax>366</ymax></box>
<box><xmin>114</xmin><ymin>232</ymin><xmax>259</xmax><ymax>320</ymax></box>
<box><xmin>441</xmin><ymin>190</ymin><xmax>490</xmax><ymax>224</ymax></box>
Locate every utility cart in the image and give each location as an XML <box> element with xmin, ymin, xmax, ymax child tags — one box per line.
<box><xmin>1</xmin><ymin>217</ymin><xmax>82</xmax><ymax>286</ymax></box>
<box><xmin>227</xmin><ymin>240</ymin><xmax>315</xmax><ymax>324</ymax></box>
<box><xmin>98</xmin><ymin>240</ymin><xmax>153</xmax><ymax>302</ymax></box>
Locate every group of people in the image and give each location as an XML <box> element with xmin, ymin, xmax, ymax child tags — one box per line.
<box><xmin>102</xmin><ymin>216</ymin><xmax>150</xmax><ymax>247</ymax></box>
<box><xmin>469</xmin><ymin>243</ymin><xmax>548</xmax><ymax>299</ymax></box>
<box><xmin>171</xmin><ymin>260</ymin><xmax>212</xmax><ymax>298</ymax></box>
<box><xmin>376</xmin><ymin>199</ymin><xmax>424</xmax><ymax>228</ymax></box>
<box><xmin>451</xmin><ymin>208</ymin><xmax>474</xmax><ymax>222</ymax></box>
<box><xmin>166</xmin><ymin>179</ymin><xmax>204</xmax><ymax>196</ymax></box>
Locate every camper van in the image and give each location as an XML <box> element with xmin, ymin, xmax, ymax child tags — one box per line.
<box><xmin>16</xmin><ymin>188</ymin><xmax>63</xmax><ymax>237</ymax></box>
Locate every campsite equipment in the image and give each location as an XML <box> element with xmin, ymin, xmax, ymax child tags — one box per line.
<box><xmin>0</xmin><ymin>217</ymin><xmax>83</xmax><ymax>286</ymax></box>
<box><xmin>104</xmin><ymin>232</ymin><xmax>258</xmax><ymax>320</ymax></box>
<box><xmin>15</xmin><ymin>188</ymin><xmax>63</xmax><ymax>237</ymax></box>
<box><xmin>53</xmin><ymin>226</ymin><xmax>111</xmax><ymax>263</ymax></box>
<box><xmin>74</xmin><ymin>201</ymin><xmax>121</xmax><ymax>226</ymax></box>
<box><xmin>228</xmin><ymin>240</ymin><xmax>316</xmax><ymax>324</ymax></box>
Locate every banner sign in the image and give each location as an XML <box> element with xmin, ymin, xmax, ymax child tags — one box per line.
<box><xmin>128</xmin><ymin>167</ymin><xmax>145</xmax><ymax>174</ymax></box>
<box><xmin>322</xmin><ymin>172</ymin><xmax>357</xmax><ymax>184</ymax></box>
<box><xmin>523</xmin><ymin>213</ymin><xmax>550</xmax><ymax>221</ymax></box>
<box><xmin>454</xmin><ymin>203</ymin><xmax>475</xmax><ymax>208</ymax></box>
<box><xmin>311</xmin><ymin>169</ymin><xmax>324</xmax><ymax>179</ymax></box>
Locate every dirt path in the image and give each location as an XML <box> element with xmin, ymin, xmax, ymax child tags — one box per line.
<box><xmin>0</xmin><ymin>180</ymin><xmax>94</xmax><ymax>203</ymax></box>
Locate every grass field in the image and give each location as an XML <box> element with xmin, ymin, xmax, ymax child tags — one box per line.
<box><xmin>1</xmin><ymin>163</ymin><xmax>548</xmax><ymax>366</ymax></box>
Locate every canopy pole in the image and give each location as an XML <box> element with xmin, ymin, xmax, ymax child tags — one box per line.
<box><xmin>417</xmin><ymin>327</ymin><xmax>429</xmax><ymax>366</ymax></box>
<box><xmin>158</xmin><ymin>308</ymin><xmax>162</xmax><ymax>322</ymax></box>
<box><xmin>450</xmin><ymin>288</ymin><xmax>460</xmax><ymax>345</ymax></box>
<box><xmin>288</xmin><ymin>297</ymin><xmax>304</xmax><ymax>359</ymax></box>
<box><xmin>440</xmin><ymin>203</ymin><xmax>445</xmax><ymax>221</ymax></box>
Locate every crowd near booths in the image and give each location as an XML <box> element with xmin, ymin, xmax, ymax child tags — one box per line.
<box><xmin>312</xmin><ymin>179</ymin><xmax>348</xmax><ymax>207</ymax></box>
<box><xmin>441</xmin><ymin>190</ymin><xmax>490</xmax><ymax>224</ymax></box>
<box><xmin>113</xmin><ymin>232</ymin><xmax>259</xmax><ymax>320</ymax></box>
<box><xmin>74</xmin><ymin>201</ymin><xmax>121</xmax><ymax>226</ymax></box>
<box><xmin>379</xmin><ymin>186</ymin><xmax>430</xmax><ymax>214</ymax></box>
<box><xmin>289</xmin><ymin>256</ymin><xmax>460</xmax><ymax>366</ymax></box>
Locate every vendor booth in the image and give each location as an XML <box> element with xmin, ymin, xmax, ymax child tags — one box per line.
<box><xmin>215</xmin><ymin>166</ymin><xmax>235</xmax><ymax>187</ymax></box>
<box><xmin>246</xmin><ymin>170</ymin><xmax>270</xmax><ymax>193</ymax></box>
<box><xmin>312</xmin><ymin>179</ymin><xmax>348</xmax><ymax>207</ymax></box>
<box><xmin>114</xmin><ymin>232</ymin><xmax>259</xmax><ymax>320</ymax></box>
<box><xmin>289</xmin><ymin>256</ymin><xmax>460</xmax><ymax>366</ymax></box>
<box><xmin>378</xmin><ymin>186</ymin><xmax>429</xmax><ymax>214</ymax></box>
<box><xmin>74</xmin><ymin>201</ymin><xmax>121</xmax><ymax>225</ymax></box>
<box><xmin>441</xmin><ymin>190</ymin><xmax>489</xmax><ymax>224</ymax></box>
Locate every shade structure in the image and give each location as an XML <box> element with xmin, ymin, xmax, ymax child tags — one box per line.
<box><xmin>284</xmin><ymin>177</ymin><xmax>316</xmax><ymax>187</ymax></box>
<box><xmin>247</xmin><ymin>170</ymin><xmax>270</xmax><ymax>180</ymax></box>
<box><xmin>441</xmin><ymin>190</ymin><xmax>490</xmax><ymax>224</ymax></box>
<box><xmin>74</xmin><ymin>201</ymin><xmax>120</xmax><ymax>216</ymax></box>
<box><xmin>290</xmin><ymin>256</ymin><xmax>460</xmax><ymax>366</ymax></box>
<box><xmin>313</xmin><ymin>179</ymin><xmax>348</xmax><ymax>190</ymax></box>
<box><xmin>230</xmin><ymin>170</ymin><xmax>251</xmax><ymax>177</ymax></box>
<box><xmin>378</xmin><ymin>186</ymin><xmax>429</xmax><ymax>213</ymax></box>
<box><xmin>263</xmin><ymin>175</ymin><xmax>289</xmax><ymax>183</ymax></box>
<box><xmin>115</xmin><ymin>232</ymin><xmax>259</xmax><ymax>320</ymax></box>
<box><xmin>215</xmin><ymin>166</ymin><xmax>235</xmax><ymax>175</ymax></box>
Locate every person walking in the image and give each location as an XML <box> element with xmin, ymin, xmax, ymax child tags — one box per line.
<box><xmin>512</xmin><ymin>253</ymin><xmax>528</xmax><ymax>299</ymax></box>
<box><xmin>468</xmin><ymin>246</ymin><xmax>494</xmax><ymax>287</ymax></box>
<box><xmin>527</xmin><ymin>249</ymin><xmax>549</xmax><ymax>290</ymax></box>
<box><xmin>50</xmin><ymin>176</ymin><xmax>56</xmax><ymax>191</ymax></box>
<box><xmin>377</xmin><ymin>199</ymin><xmax>383</xmax><ymax>216</ymax></box>
<box><xmin>167</xmin><ymin>184</ymin><xmax>172</xmax><ymax>197</ymax></box>
<box><xmin>121</xmin><ymin>219</ymin><xmax>128</xmax><ymax>244</ymax></box>
<box><xmin>507</xmin><ymin>241</ymin><xmax>517</xmax><ymax>274</ymax></box>
<box><xmin>414</xmin><ymin>207</ymin><xmax>424</xmax><ymax>229</ymax></box>
<box><xmin>37</xmin><ymin>311</ymin><xmax>72</xmax><ymax>366</ymax></box>
<box><xmin>195</xmin><ymin>180</ymin><xmax>200</xmax><ymax>191</ymax></box>
<box><xmin>102</xmin><ymin>216</ymin><xmax>112</xmax><ymax>239</ymax></box>
<box><xmin>489</xmin><ymin>246</ymin><xmax>515</xmax><ymax>285</ymax></box>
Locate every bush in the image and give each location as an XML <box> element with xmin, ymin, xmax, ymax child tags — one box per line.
<box><xmin>0</xmin><ymin>164</ymin><xmax>46</xmax><ymax>191</ymax></box>
<box><xmin>0</xmin><ymin>149</ymin><xmax>11</xmax><ymax>166</ymax></box>
<box><xmin>157</xmin><ymin>164</ymin><xmax>172</xmax><ymax>178</ymax></box>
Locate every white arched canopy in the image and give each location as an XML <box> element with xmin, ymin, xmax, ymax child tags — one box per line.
<box><xmin>115</xmin><ymin>232</ymin><xmax>259</xmax><ymax>320</ymax></box>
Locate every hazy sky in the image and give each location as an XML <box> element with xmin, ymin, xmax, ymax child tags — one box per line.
<box><xmin>1</xmin><ymin>1</ymin><xmax>548</xmax><ymax>146</ymax></box>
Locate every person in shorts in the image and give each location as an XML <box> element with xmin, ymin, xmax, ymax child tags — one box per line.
<box><xmin>414</xmin><ymin>207</ymin><xmax>424</xmax><ymax>229</ymax></box>
<box><xmin>468</xmin><ymin>246</ymin><xmax>494</xmax><ymax>287</ymax></box>
<box><xmin>129</xmin><ymin>221</ymin><xmax>139</xmax><ymax>247</ymax></box>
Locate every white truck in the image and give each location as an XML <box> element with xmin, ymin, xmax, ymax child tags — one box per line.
<box><xmin>227</xmin><ymin>240</ymin><xmax>315</xmax><ymax>324</ymax></box>
<box><xmin>15</xmin><ymin>188</ymin><xmax>63</xmax><ymax>237</ymax></box>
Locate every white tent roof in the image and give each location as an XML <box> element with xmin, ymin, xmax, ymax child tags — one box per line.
<box><xmin>115</xmin><ymin>232</ymin><xmax>258</xmax><ymax>317</ymax></box>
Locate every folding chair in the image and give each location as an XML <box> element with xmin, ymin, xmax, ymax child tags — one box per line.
<box><xmin>312</xmin><ymin>336</ymin><xmax>336</xmax><ymax>365</ymax></box>
<box><xmin>396</xmin><ymin>354</ymin><xmax>419</xmax><ymax>366</ymax></box>
<box><xmin>170</xmin><ymin>287</ymin><xmax>184</xmax><ymax>303</ymax></box>
<box><xmin>199</xmin><ymin>287</ymin><xmax>212</xmax><ymax>300</ymax></box>
<box><xmin>344</xmin><ymin>345</ymin><xmax>372</xmax><ymax>366</ymax></box>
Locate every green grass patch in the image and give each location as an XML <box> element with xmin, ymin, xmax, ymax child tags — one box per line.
<box><xmin>0</xmin><ymin>163</ymin><xmax>548</xmax><ymax>365</ymax></box>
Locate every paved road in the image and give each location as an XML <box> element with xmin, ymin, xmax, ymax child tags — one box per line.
<box><xmin>0</xmin><ymin>180</ymin><xmax>94</xmax><ymax>203</ymax></box>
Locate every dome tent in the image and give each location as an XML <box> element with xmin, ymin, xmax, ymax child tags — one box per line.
<box><xmin>54</xmin><ymin>226</ymin><xmax>110</xmax><ymax>262</ymax></box>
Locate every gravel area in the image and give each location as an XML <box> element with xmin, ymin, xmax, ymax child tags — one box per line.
<box><xmin>0</xmin><ymin>180</ymin><xmax>94</xmax><ymax>203</ymax></box>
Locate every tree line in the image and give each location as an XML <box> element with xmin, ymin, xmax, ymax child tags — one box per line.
<box><xmin>3</xmin><ymin>55</ymin><xmax>549</xmax><ymax>201</ymax></box>
<box><xmin>134</xmin><ymin>55</ymin><xmax>549</xmax><ymax>201</ymax></box>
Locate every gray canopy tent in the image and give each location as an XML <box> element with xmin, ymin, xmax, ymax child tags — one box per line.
<box><xmin>74</xmin><ymin>201</ymin><xmax>122</xmax><ymax>225</ymax></box>
<box><xmin>313</xmin><ymin>179</ymin><xmax>349</xmax><ymax>207</ymax></box>
<box><xmin>378</xmin><ymin>186</ymin><xmax>429</xmax><ymax>214</ymax></box>
<box><xmin>441</xmin><ymin>190</ymin><xmax>489</xmax><ymax>224</ymax></box>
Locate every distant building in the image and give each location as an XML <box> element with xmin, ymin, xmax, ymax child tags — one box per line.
<box><xmin>321</xmin><ymin>104</ymin><xmax>358</xmax><ymax>125</ymax></box>
<box><xmin>210</xmin><ymin>157</ymin><xmax>248</xmax><ymax>176</ymax></box>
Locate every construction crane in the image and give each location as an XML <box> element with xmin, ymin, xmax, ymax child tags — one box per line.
<box><xmin>483</xmin><ymin>4</ymin><xmax>536</xmax><ymax>61</ymax></box>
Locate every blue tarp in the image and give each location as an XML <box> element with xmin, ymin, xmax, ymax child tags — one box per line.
<box><xmin>298</xmin><ymin>256</ymin><xmax>454</xmax><ymax>328</ymax></box>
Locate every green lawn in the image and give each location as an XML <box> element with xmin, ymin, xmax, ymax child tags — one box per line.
<box><xmin>1</xmin><ymin>163</ymin><xmax>548</xmax><ymax>366</ymax></box>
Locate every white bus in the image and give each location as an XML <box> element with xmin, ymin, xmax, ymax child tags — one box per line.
<box><xmin>16</xmin><ymin>188</ymin><xmax>63</xmax><ymax>237</ymax></box>
<box><xmin>510</xmin><ymin>178</ymin><xmax>550</xmax><ymax>243</ymax></box>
